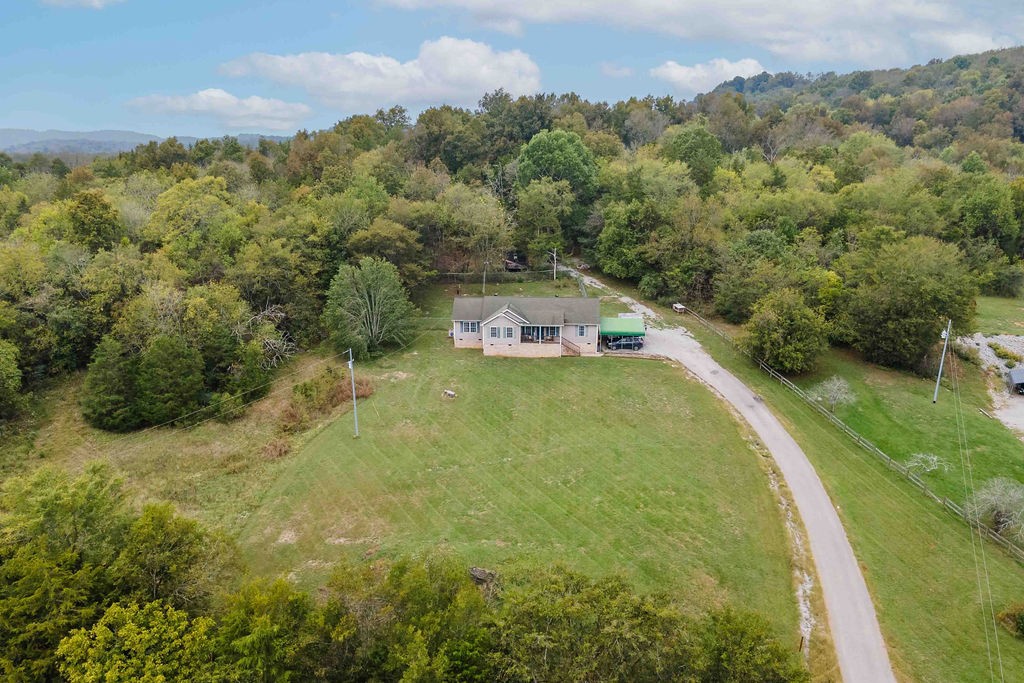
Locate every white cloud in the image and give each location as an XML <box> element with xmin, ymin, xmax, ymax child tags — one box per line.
<box><xmin>600</xmin><ymin>62</ymin><xmax>634</xmax><ymax>79</ymax></box>
<box><xmin>651</xmin><ymin>57</ymin><xmax>766</xmax><ymax>95</ymax></box>
<box><xmin>380</xmin><ymin>0</ymin><xmax>1024</xmax><ymax>66</ymax></box>
<box><xmin>130</xmin><ymin>89</ymin><xmax>311</xmax><ymax>131</ymax></box>
<box><xmin>41</xmin><ymin>0</ymin><xmax>124</xmax><ymax>7</ymax></box>
<box><xmin>221</xmin><ymin>37</ymin><xmax>541</xmax><ymax>111</ymax></box>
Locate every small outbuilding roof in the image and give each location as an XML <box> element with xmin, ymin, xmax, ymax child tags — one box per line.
<box><xmin>599</xmin><ymin>317</ymin><xmax>645</xmax><ymax>337</ymax></box>
<box><xmin>1008</xmin><ymin>367</ymin><xmax>1024</xmax><ymax>386</ymax></box>
<box><xmin>452</xmin><ymin>296</ymin><xmax>599</xmax><ymax>325</ymax></box>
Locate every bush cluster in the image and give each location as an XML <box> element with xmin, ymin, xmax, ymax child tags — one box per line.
<box><xmin>1</xmin><ymin>465</ymin><xmax>809</xmax><ymax>683</ymax></box>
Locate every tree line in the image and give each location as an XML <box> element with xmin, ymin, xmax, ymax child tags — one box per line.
<box><xmin>3</xmin><ymin>48</ymin><xmax>1024</xmax><ymax>425</ymax></box>
<box><xmin>0</xmin><ymin>465</ymin><xmax>808</xmax><ymax>682</ymax></box>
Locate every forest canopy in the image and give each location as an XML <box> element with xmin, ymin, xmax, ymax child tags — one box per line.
<box><xmin>4</xmin><ymin>46</ymin><xmax>1024</xmax><ymax>428</ymax></box>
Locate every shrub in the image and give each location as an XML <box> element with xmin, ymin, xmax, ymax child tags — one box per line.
<box><xmin>0</xmin><ymin>339</ymin><xmax>21</xmax><ymax>419</ymax></box>
<box><xmin>278</xmin><ymin>403</ymin><xmax>308</xmax><ymax>433</ymax></box>
<box><xmin>208</xmin><ymin>392</ymin><xmax>245</xmax><ymax>423</ymax></box>
<box><xmin>967</xmin><ymin>478</ymin><xmax>1024</xmax><ymax>542</ymax></box>
<box><xmin>278</xmin><ymin>367</ymin><xmax>373</xmax><ymax>432</ymax></box>
<box><xmin>988</xmin><ymin>341</ymin><xmax>1023</xmax><ymax>364</ymax></box>
<box><xmin>998</xmin><ymin>604</ymin><xmax>1024</xmax><ymax>638</ymax></box>
<box><xmin>742</xmin><ymin>288</ymin><xmax>829</xmax><ymax>374</ymax></box>
<box><xmin>262</xmin><ymin>438</ymin><xmax>291</xmax><ymax>460</ymax></box>
<box><xmin>953</xmin><ymin>341</ymin><xmax>981</xmax><ymax>365</ymax></box>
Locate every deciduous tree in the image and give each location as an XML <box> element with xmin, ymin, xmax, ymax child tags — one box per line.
<box><xmin>323</xmin><ymin>257</ymin><xmax>415</xmax><ymax>358</ymax></box>
<box><xmin>742</xmin><ymin>288</ymin><xmax>829</xmax><ymax>374</ymax></box>
<box><xmin>57</xmin><ymin>601</ymin><xmax>218</xmax><ymax>683</ymax></box>
<box><xmin>516</xmin><ymin>129</ymin><xmax>598</xmax><ymax>202</ymax></box>
<box><xmin>807</xmin><ymin>375</ymin><xmax>856</xmax><ymax>413</ymax></box>
<box><xmin>840</xmin><ymin>235</ymin><xmax>976</xmax><ymax>368</ymax></box>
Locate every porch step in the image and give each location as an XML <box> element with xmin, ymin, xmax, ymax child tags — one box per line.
<box><xmin>560</xmin><ymin>337</ymin><xmax>581</xmax><ymax>357</ymax></box>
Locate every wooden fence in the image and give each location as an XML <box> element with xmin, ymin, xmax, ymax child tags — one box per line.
<box><xmin>681</xmin><ymin>307</ymin><xmax>1024</xmax><ymax>563</ymax></box>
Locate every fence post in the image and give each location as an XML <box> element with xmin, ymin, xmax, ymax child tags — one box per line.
<box><xmin>681</xmin><ymin>304</ymin><xmax>1024</xmax><ymax>563</ymax></box>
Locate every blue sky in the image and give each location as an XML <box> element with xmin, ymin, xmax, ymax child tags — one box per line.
<box><xmin>1</xmin><ymin>0</ymin><xmax>1021</xmax><ymax>137</ymax></box>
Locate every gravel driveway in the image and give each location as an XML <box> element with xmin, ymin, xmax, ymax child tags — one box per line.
<box><xmin>963</xmin><ymin>333</ymin><xmax>1024</xmax><ymax>437</ymax></box>
<box><xmin>577</xmin><ymin>273</ymin><xmax>896</xmax><ymax>683</ymax></box>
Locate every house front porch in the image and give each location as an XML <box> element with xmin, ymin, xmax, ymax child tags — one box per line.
<box><xmin>519</xmin><ymin>325</ymin><xmax>562</xmax><ymax>344</ymax></box>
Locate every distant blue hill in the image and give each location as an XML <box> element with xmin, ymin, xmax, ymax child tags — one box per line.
<box><xmin>0</xmin><ymin>129</ymin><xmax>287</xmax><ymax>155</ymax></box>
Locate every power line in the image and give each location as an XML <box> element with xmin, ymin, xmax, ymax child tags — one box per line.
<box><xmin>948</xmin><ymin>331</ymin><xmax>1005</xmax><ymax>682</ymax></box>
<box><xmin>80</xmin><ymin>326</ymin><xmax>433</xmax><ymax>465</ymax></box>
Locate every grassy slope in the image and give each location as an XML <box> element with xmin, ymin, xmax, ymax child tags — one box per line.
<box><xmin>9</xmin><ymin>279</ymin><xmax>799</xmax><ymax>642</ymax></box>
<box><xmin>977</xmin><ymin>295</ymin><xmax>1024</xmax><ymax>336</ymax></box>
<box><xmin>232</xmin><ymin>287</ymin><xmax>798</xmax><ymax>638</ymax></box>
<box><xmin>792</xmin><ymin>349</ymin><xmax>1024</xmax><ymax>505</ymax></box>
<box><xmin>668</xmin><ymin>306</ymin><xmax>1024</xmax><ymax>682</ymax></box>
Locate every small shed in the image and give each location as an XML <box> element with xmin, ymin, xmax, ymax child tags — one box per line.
<box><xmin>599</xmin><ymin>316</ymin><xmax>645</xmax><ymax>338</ymax></box>
<box><xmin>1008</xmin><ymin>367</ymin><xmax>1024</xmax><ymax>394</ymax></box>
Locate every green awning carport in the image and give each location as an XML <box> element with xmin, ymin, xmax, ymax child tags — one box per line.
<box><xmin>600</xmin><ymin>317</ymin><xmax>645</xmax><ymax>337</ymax></box>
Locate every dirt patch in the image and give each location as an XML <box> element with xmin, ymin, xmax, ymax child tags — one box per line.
<box><xmin>765</xmin><ymin>465</ymin><xmax>816</xmax><ymax>660</ymax></box>
<box><xmin>327</xmin><ymin>536</ymin><xmax>374</xmax><ymax>545</ymax></box>
<box><xmin>382</xmin><ymin>371</ymin><xmax>412</xmax><ymax>381</ymax></box>
<box><xmin>276</xmin><ymin>529</ymin><xmax>298</xmax><ymax>545</ymax></box>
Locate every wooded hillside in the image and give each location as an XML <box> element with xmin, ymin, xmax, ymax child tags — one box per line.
<box><xmin>1</xmin><ymin>46</ymin><xmax>1023</xmax><ymax>423</ymax></box>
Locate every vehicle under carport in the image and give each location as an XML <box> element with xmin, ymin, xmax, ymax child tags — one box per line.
<box><xmin>600</xmin><ymin>316</ymin><xmax>645</xmax><ymax>351</ymax></box>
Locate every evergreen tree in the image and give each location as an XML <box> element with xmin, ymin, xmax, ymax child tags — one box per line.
<box><xmin>80</xmin><ymin>335</ymin><xmax>139</xmax><ymax>432</ymax></box>
<box><xmin>0</xmin><ymin>338</ymin><xmax>21</xmax><ymax>419</ymax></box>
<box><xmin>136</xmin><ymin>335</ymin><xmax>205</xmax><ymax>426</ymax></box>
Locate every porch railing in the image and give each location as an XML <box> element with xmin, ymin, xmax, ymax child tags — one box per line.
<box><xmin>560</xmin><ymin>337</ymin><xmax>581</xmax><ymax>356</ymax></box>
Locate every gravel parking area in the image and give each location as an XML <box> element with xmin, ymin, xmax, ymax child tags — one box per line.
<box><xmin>962</xmin><ymin>333</ymin><xmax>1024</xmax><ymax>437</ymax></box>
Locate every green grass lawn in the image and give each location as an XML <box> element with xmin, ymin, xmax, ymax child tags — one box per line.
<box><xmin>977</xmin><ymin>295</ymin><xmax>1024</xmax><ymax>336</ymax></box>
<box><xmin>791</xmin><ymin>349</ymin><xmax>1024</xmax><ymax>506</ymax></box>
<box><xmin>675</xmin><ymin>311</ymin><xmax>1024</xmax><ymax>683</ymax></box>
<box><xmin>599</xmin><ymin>295</ymin><xmax>633</xmax><ymax>317</ymax></box>
<box><xmin>232</xmin><ymin>330</ymin><xmax>798</xmax><ymax>639</ymax></box>
<box><xmin>10</xmin><ymin>283</ymin><xmax>800</xmax><ymax>646</ymax></box>
<box><xmin>440</xmin><ymin>275</ymin><xmax>583</xmax><ymax>299</ymax></box>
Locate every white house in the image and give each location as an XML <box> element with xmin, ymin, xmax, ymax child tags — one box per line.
<box><xmin>451</xmin><ymin>296</ymin><xmax>600</xmax><ymax>357</ymax></box>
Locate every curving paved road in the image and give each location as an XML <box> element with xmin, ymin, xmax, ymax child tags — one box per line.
<box><xmin>583</xmin><ymin>276</ymin><xmax>896</xmax><ymax>683</ymax></box>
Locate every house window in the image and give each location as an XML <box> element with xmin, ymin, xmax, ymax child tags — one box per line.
<box><xmin>489</xmin><ymin>326</ymin><xmax>500</xmax><ymax>339</ymax></box>
<box><xmin>577</xmin><ymin>325</ymin><xmax>586</xmax><ymax>337</ymax></box>
<box><xmin>461</xmin><ymin>321</ymin><xmax>478</xmax><ymax>333</ymax></box>
<box><xmin>505</xmin><ymin>327</ymin><xmax>514</xmax><ymax>338</ymax></box>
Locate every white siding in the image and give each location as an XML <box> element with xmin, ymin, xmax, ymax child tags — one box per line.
<box><xmin>452</xmin><ymin>320</ymin><xmax>482</xmax><ymax>348</ymax></box>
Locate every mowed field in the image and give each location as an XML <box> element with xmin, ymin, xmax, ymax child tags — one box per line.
<box><xmin>10</xmin><ymin>280</ymin><xmax>800</xmax><ymax>642</ymax></box>
<box><xmin>571</xmin><ymin>272</ymin><xmax>1024</xmax><ymax>681</ymax></box>
<box><xmin>791</xmin><ymin>348</ymin><xmax>1024</xmax><ymax>505</ymax></box>
<box><xmin>977</xmin><ymin>294</ymin><xmax>1024</xmax><ymax>336</ymax></box>
<box><xmin>233</xmin><ymin>323</ymin><xmax>799</xmax><ymax>636</ymax></box>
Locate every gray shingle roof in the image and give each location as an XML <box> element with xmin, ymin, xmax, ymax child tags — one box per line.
<box><xmin>1009</xmin><ymin>367</ymin><xmax>1024</xmax><ymax>386</ymax></box>
<box><xmin>452</xmin><ymin>296</ymin><xmax>599</xmax><ymax>325</ymax></box>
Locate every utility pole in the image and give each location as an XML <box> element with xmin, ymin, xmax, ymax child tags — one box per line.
<box><xmin>548</xmin><ymin>248</ymin><xmax>557</xmax><ymax>281</ymax></box>
<box><xmin>933</xmin><ymin>319</ymin><xmax>952</xmax><ymax>404</ymax></box>
<box><xmin>482</xmin><ymin>260</ymin><xmax>489</xmax><ymax>295</ymax></box>
<box><xmin>346</xmin><ymin>348</ymin><xmax>359</xmax><ymax>437</ymax></box>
